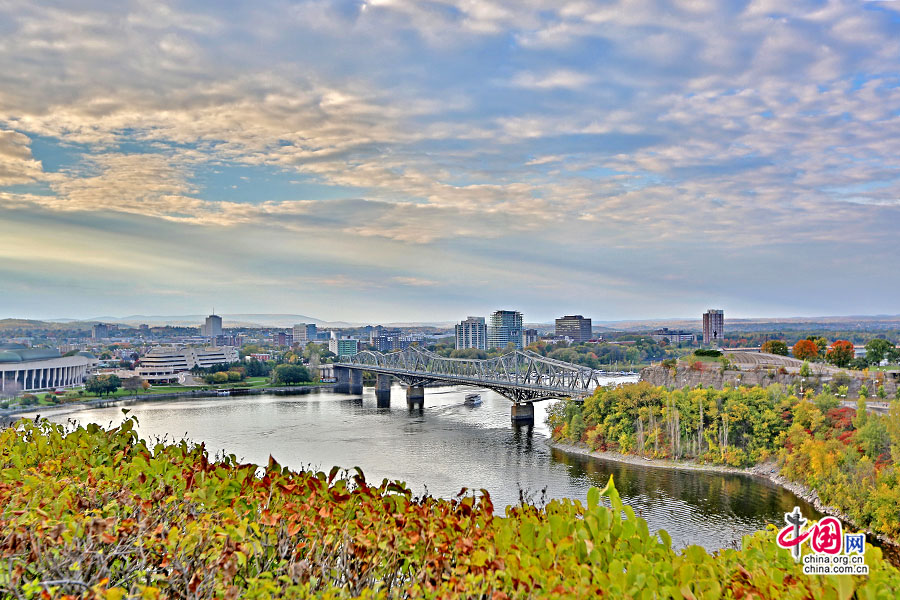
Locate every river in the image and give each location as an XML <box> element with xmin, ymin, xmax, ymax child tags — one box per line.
<box><xmin>26</xmin><ymin>382</ymin><xmax>821</xmax><ymax>553</ymax></box>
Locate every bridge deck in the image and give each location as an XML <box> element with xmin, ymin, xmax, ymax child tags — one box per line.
<box><xmin>336</xmin><ymin>347</ymin><xmax>632</xmax><ymax>403</ymax></box>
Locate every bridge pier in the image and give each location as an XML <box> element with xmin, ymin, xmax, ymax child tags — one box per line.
<box><xmin>510</xmin><ymin>402</ymin><xmax>534</xmax><ymax>424</ymax></box>
<box><xmin>406</xmin><ymin>385</ymin><xmax>425</xmax><ymax>408</ymax></box>
<box><xmin>349</xmin><ymin>369</ymin><xmax>363</xmax><ymax>395</ymax></box>
<box><xmin>334</xmin><ymin>367</ymin><xmax>350</xmax><ymax>394</ymax></box>
<box><xmin>375</xmin><ymin>374</ymin><xmax>392</xmax><ymax>406</ymax></box>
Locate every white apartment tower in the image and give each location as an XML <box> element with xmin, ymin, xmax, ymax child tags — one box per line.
<box><xmin>455</xmin><ymin>317</ymin><xmax>487</xmax><ymax>350</ymax></box>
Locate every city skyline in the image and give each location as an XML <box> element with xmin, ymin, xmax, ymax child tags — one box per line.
<box><xmin>3</xmin><ymin>1</ymin><xmax>900</xmax><ymax>321</ymax></box>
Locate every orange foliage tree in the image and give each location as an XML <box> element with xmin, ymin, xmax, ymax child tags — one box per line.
<box><xmin>826</xmin><ymin>340</ymin><xmax>855</xmax><ymax>368</ymax></box>
<box><xmin>792</xmin><ymin>339</ymin><xmax>819</xmax><ymax>361</ymax></box>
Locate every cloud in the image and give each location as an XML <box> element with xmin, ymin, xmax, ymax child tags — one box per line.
<box><xmin>0</xmin><ymin>130</ymin><xmax>44</xmax><ymax>185</ymax></box>
<box><xmin>1</xmin><ymin>0</ymin><xmax>900</xmax><ymax>319</ymax></box>
<box><xmin>391</xmin><ymin>276</ymin><xmax>439</xmax><ymax>287</ymax></box>
<box><xmin>510</xmin><ymin>69</ymin><xmax>594</xmax><ymax>90</ymax></box>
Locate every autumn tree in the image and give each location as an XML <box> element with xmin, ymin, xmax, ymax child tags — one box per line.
<box><xmin>806</xmin><ymin>336</ymin><xmax>828</xmax><ymax>358</ymax></box>
<box><xmin>761</xmin><ymin>340</ymin><xmax>788</xmax><ymax>356</ymax></box>
<box><xmin>792</xmin><ymin>339</ymin><xmax>819</xmax><ymax>361</ymax></box>
<box><xmin>826</xmin><ymin>340</ymin><xmax>855</xmax><ymax>368</ymax></box>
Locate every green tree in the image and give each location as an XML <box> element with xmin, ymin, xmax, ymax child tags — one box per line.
<box><xmin>799</xmin><ymin>361</ymin><xmax>811</xmax><ymax>377</ymax></box>
<box><xmin>85</xmin><ymin>375</ymin><xmax>121</xmax><ymax>397</ymax></box>
<box><xmin>761</xmin><ymin>340</ymin><xmax>788</xmax><ymax>356</ymax></box>
<box><xmin>866</xmin><ymin>339</ymin><xmax>896</xmax><ymax>365</ymax></box>
<box><xmin>273</xmin><ymin>364</ymin><xmax>311</xmax><ymax>385</ymax></box>
<box><xmin>855</xmin><ymin>394</ymin><xmax>868</xmax><ymax>429</ymax></box>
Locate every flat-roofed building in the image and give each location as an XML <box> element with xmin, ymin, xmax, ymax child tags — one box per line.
<box><xmin>555</xmin><ymin>315</ymin><xmax>592</xmax><ymax>344</ymax></box>
<box><xmin>488</xmin><ymin>310</ymin><xmax>524</xmax><ymax>350</ymax></box>
<box><xmin>137</xmin><ymin>346</ymin><xmax>239</xmax><ymax>382</ymax></box>
<box><xmin>524</xmin><ymin>328</ymin><xmax>540</xmax><ymax>346</ymax></box>
<box><xmin>0</xmin><ymin>343</ymin><xmax>98</xmax><ymax>394</ymax></box>
<box><xmin>201</xmin><ymin>314</ymin><xmax>223</xmax><ymax>338</ymax></box>
<box><xmin>329</xmin><ymin>338</ymin><xmax>359</xmax><ymax>357</ymax></box>
<box><xmin>455</xmin><ymin>317</ymin><xmax>487</xmax><ymax>350</ymax></box>
<box><xmin>650</xmin><ymin>328</ymin><xmax>696</xmax><ymax>344</ymax></box>
<box><xmin>702</xmin><ymin>309</ymin><xmax>725</xmax><ymax>346</ymax></box>
<box><xmin>293</xmin><ymin>323</ymin><xmax>317</xmax><ymax>345</ymax></box>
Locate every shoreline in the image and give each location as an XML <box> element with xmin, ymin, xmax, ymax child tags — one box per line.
<box><xmin>0</xmin><ymin>384</ymin><xmax>335</xmax><ymax>424</ymax></box>
<box><xmin>547</xmin><ymin>438</ymin><xmax>900</xmax><ymax>563</ymax></box>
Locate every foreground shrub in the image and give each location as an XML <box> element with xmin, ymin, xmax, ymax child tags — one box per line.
<box><xmin>1</xmin><ymin>416</ymin><xmax>898</xmax><ymax>598</ymax></box>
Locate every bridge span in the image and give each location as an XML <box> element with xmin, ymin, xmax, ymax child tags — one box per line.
<box><xmin>334</xmin><ymin>346</ymin><xmax>632</xmax><ymax>423</ymax></box>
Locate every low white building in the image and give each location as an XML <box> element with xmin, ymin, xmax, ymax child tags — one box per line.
<box><xmin>137</xmin><ymin>346</ymin><xmax>239</xmax><ymax>382</ymax></box>
<box><xmin>0</xmin><ymin>344</ymin><xmax>98</xmax><ymax>393</ymax></box>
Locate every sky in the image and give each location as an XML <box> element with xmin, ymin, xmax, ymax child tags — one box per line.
<box><xmin>2</xmin><ymin>0</ymin><xmax>900</xmax><ymax>324</ymax></box>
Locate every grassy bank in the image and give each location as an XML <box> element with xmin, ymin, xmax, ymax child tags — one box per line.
<box><xmin>1</xmin><ymin>417</ymin><xmax>899</xmax><ymax>598</ymax></box>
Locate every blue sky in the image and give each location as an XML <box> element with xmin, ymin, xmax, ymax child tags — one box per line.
<box><xmin>2</xmin><ymin>0</ymin><xmax>900</xmax><ymax>323</ymax></box>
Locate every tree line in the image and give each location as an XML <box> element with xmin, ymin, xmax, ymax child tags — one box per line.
<box><xmin>550</xmin><ymin>382</ymin><xmax>900</xmax><ymax>540</ymax></box>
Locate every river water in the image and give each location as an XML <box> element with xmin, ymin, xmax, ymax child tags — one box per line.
<box><xmin>29</xmin><ymin>383</ymin><xmax>821</xmax><ymax>553</ymax></box>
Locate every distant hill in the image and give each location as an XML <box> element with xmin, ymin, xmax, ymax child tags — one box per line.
<box><xmin>74</xmin><ymin>314</ymin><xmax>339</xmax><ymax>328</ymax></box>
<box><xmin>0</xmin><ymin>319</ymin><xmax>88</xmax><ymax>332</ymax></box>
<box><xmin>595</xmin><ymin>315</ymin><xmax>900</xmax><ymax>333</ymax></box>
<box><xmin>4</xmin><ymin>313</ymin><xmax>900</xmax><ymax>334</ymax></box>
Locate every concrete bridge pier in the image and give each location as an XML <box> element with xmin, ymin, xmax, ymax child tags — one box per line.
<box><xmin>406</xmin><ymin>385</ymin><xmax>425</xmax><ymax>408</ymax></box>
<box><xmin>375</xmin><ymin>374</ymin><xmax>392</xmax><ymax>406</ymax></box>
<box><xmin>349</xmin><ymin>369</ymin><xmax>363</xmax><ymax>395</ymax></box>
<box><xmin>335</xmin><ymin>367</ymin><xmax>350</xmax><ymax>394</ymax></box>
<box><xmin>510</xmin><ymin>402</ymin><xmax>534</xmax><ymax>424</ymax></box>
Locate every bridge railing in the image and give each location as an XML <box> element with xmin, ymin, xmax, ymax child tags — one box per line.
<box><xmin>338</xmin><ymin>346</ymin><xmax>611</xmax><ymax>394</ymax></box>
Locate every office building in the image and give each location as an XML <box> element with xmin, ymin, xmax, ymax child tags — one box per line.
<box><xmin>455</xmin><ymin>317</ymin><xmax>487</xmax><ymax>350</ymax></box>
<box><xmin>91</xmin><ymin>323</ymin><xmax>110</xmax><ymax>340</ymax></box>
<box><xmin>137</xmin><ymin>346</ymin><xmax>239</xmax><ymax>382</ymax></box>
<box><xmin>276</xmin><ymin>331</ymin><xmax>293</xmax><ymax>347</ymax></box>
<box><xmin>0</xmin><ymin>343</ymin><xmax>98</xmax><ymax>393</ymax></box>
<box><xmin>201</xmin><ymin>314</ymin><xmax>223</xmax><ymax>338</ymax></box>
<box><xmin>329</xmin><ymin>338</ymin><xmax>359</xmax><ymax>357</ymax></box>
<box><xmin>650</xmin><ymin>328</ymin><xmax>696</xmax><ymax>344</ymax></box>
<box><xmin>702</xmin><ymin>309</ymin><xmax>725</xmax><ymax>346</ymax></box>
<box><xmin>292</xmin><ymin>323</ymin><xmax>317</xmax><ymax>345</ymax></box>
<box><xmin>524</xmin><ymin>328</ymin><xmax>540</xmax><ymax>346</ymax></box>
<box><xmin>488</xmin><ymin>310</ymin><xmax>524</xmax><ymax>350</ymax></box>
<box><xmin>372</xmin><ymin>329</ymin><xmax>404</xmax><ymax>352</ymax></box>
<box><xmin>555</xmin><ymin>315</ymin><xmax>592</xmax><ymax>344</ymax></box>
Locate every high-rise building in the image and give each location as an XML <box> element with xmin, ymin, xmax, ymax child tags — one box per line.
<box><xmin>292</xmin><ymin>323</ymin><xmax>317</xmax><ymax>345</ymax></box>
<box><xmin>524</xmin><ymin>328</ymin><xmax>540</xmax><ymax>346</ymax></box>
<box><xmin>555</xmin><ymin>315</ymin><xmax>592</xmax><ymax>343</ymax></box>
<box><xmin>91</xmin><ymin>323</ymin><xmax>110</xmax><ymax>340</ymax></box>
<box><xmin>329</xmin><ymin>338</ymin><xmax>359</xmax><ymax>357</ymax></box>
<box><xmin>455</xmin><ymin>317</ymin><xmax>487</xmax><ymax>350</ymax></box>
<box><xmin>702</xmin><ymin>309</ymin><xmax>725</xmax><ymax>346</ymax></box>
<box><xmin>201</xmin><ymin>314</ymin><xmax>223</xmax><ymax>338</ymax></box>
<box><xmin>487</xmin><ymin>310</ymin><xmax>524</xmax><ymax>350</ymax></box>
<box><xmin>276</xmin><ymin>331</ymin><xmax>293</xmax><ymax>347</ymax></box>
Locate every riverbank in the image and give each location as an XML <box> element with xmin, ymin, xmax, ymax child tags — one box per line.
<box><xmin>0</xmin><ymin>383</ymin><xmax>335</xmax><ymax>425</ymax></box>
<box><xmin>548</xmin><ymin>438</ymin><xmax>900</xmax><ymax>565</ymax></box>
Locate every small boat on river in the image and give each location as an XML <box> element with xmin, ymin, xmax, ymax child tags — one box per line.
<box><xmin>464</xmin><ymin>393</ymin><xmax>482</xmax><ymax>406</ymax></box>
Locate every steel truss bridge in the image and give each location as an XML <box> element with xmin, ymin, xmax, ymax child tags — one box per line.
<box><xmin>336</xmin><ymin>346</ymin><xmax>631</xmax><ymax>404</ymax></box>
